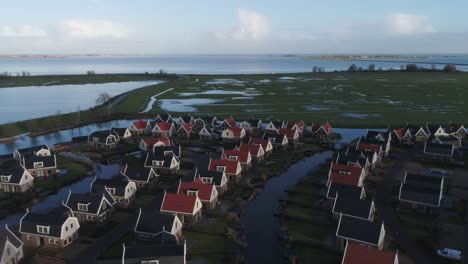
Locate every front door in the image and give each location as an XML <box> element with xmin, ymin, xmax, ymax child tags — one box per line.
<box><xmin>37</xmin><ymin>237</ymin><xmax>44</xmax><ymax>247</ymax></box>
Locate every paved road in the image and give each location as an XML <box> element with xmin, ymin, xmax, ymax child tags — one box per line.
<box><xmin>374</xmin><ymin>149</ymin><xmax>438</xmax><ymax>264</ymax></box>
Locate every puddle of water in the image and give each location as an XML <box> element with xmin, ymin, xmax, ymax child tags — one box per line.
<box><xmin>381</xmin><ymin>99</ymin><xmax>401</xmax><ymax>105</ymax></box>
<box><xmin>277</xmin><ymin>77</ymin><xmax>297</xmax><ymax>80</ymax></box>
<box><xmin>140</xmin><ymin>87</ymin><xmax>174</xmax><ymax>113</ymax></box>
<box><xmin>177</xmin><ymin>90</ymin><xmax>258</xmax><ymax>96</ymax></box>
<box><xmin>158</xmin><ymin>98</ymin><xmax>222</xmax><ymax>112</ymax></box>
<box><xmin>231</xmin><ymin>97</ymin><xmax>254</xmax><ymax>100</ymax></box>
<box><xmin>306</xmin><ymin>106</ymin><xmax>334</xmax><ymax>111</ymax></box>
<box><xmin>205</xmin><ymin>79</ymin><xmax>244</xmax><ymax>85</ymax></box>
<box><xmin>350</xmin><ymin>92</ymin><xmax>367</xmax><ymax>97</ymax></box>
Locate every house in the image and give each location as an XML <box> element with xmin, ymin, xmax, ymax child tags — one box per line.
<box><xmin>239</xmin><ymin>120</ymin><xmax>252</xmax><ymax>133</ymax></box>
<box><xmin>427</xmin><ymin>124</ymin><xmax>448</xmax><ymax>137</ymax></box>
<box><xmin>222</xmin><ymin>148</ymin><xmax>252</xmax><ymax>171</ymax></box>
<box><xmin>336</xmin><ymin>149</ymin><xmax>370</xmax><ymax>176</ymax></box>
<box><xmin>144</xmin><ymin>147</ymin><xmax>181</xmax><ymax>174</ymax></box>
<box><xmin>177</xmin><ymin>123</ymin><xmax>193</xmax><ymax>139</ymax></box>
<box><xmin>262</xmin><ymin>132</ymin><xmax>289</xmax><ymax>150</ymax></box>
<box><xmin>366</xmin><ymin>130</ymin><xmax>392</xmax><ymax>156</ymax></box>
<box><xmin>239</xmin><ymin>143</ymin><xmax>265</xmax><ymax>164</ymax></box>
<box><xmin>155</xmin><ymin>113</ymin><xmax>172</xmax><ymax>123</ymax></box>
<box><xmin>423</xmin><ymin>142</ymin><xmax>454</xmax><ymax>160</ymax></box>
<box><xmin>121</xmin><ymin>164</ymin><xmax>158</xmax><ymax>189</ymax></box>
<box><xmin>176</xmin><ymin>115</ymin><xmax>193</xmax><ymax>128</ymax></box>
<box><xmin>286</xmin><ymin>120</ymin><xmax>306</xmax><ymax>135</ymax></box>
<box><xmin>160</xmin><ymin>191</ymin><xmax>203</xmax><ymax>224</ymax></box>
<box><xmin>326</xmin><ymin>182</ymin><xmax>365</xmax><ymax>208</ymax></box>
<box><xmin>332</xmin><ymin>192</ymin><xmax>375</xmax><ymax>221</ymax></box>
<box><xmin>88</xmin><ymin>129</ymin><xmax>120</xmax><ymax>150</ymax></box>
<box><xmin>134</xmin><ymin>209</ymin><xmax>183</xmax><ymax>241</ymax></box>
<box><xmin>356</xmin><ymin>137</ymin><xmax>383</xmax><ymax>159</ymax></box>
<box><xmin>342</xmin><ymin>242</ymin><xmax>399</xmax><ymax>264</ymax></box>
<box><xmin>199</xmin><ymin>125</ymin><xmax>219</xmax><ymax>141</ymax></box>
<box><xmin>336</xmin><ymin>214</ymin><xmax>385</xmax><ymax>250</ymax></box>
<box><xmin>0</xmin><ymin>164</ymin><xmax>34</xmax><ymax>193</ymax></box>
<box><xmin>128</xmin><ymin>120</ymin><xmax>152</xmax><ymax>136</ymax></box>
<box><xmin>65</xmin><ymin>190</ymin><xmax>115</xmax><ymax>224</ymax></box>
<box><xmin>122</xmin><ymin>241</ymin><xmax>186</xmax><ymax>264</ymax></box>
<box><xmin>220</xmin><ymin>117</ymin><xmax>236</xmax><ymax>130</ymax></box>
<box><xmin>152</xmin><ymin>122</ymin><xmax>176</xmax><ymax>137</ymax></box>
<box><xmin>248</xmin><ymin>119</ymin><xmax>262</xmax><ymax>135</ymax></box>
<box><xmin>193</xmin><ymin>116</ymin><xmax>217</xmax><ymax>131</ymax></box>
<box><xmin>178</xmin><ymin>179</ymin><xmax>218</xmax><ymax>210</ymax></box>
<box><xmin>19</xmin><ymin>210</ymin><xmax>80</xmax><ymax>249</ymax></box>
<box><xmin>111</xmin><ymin>127</ymin><xmax>132</xmax><ymax>143</ymax></box>
<box><xmin>13</xmin><ymin>145</ymin><xmax>50</xmax><ymax>161</ymax></box>
<box><xmin>249</xmin><ymin>137</ymin><xmax>273</xmax><ymax>157</ymax></box>
<box><xmin>406</xmin><ymin>125</ymin><xmax>430</xmax><ymax>142</ymax></box>
<box><xmin>327</xmin><ymin>163</ymin><xmax>365</xmax><ymax>187</ymax></box>
<box><xmin>139</xmin><ymin>137</ymin><xmax>171</xmax><ymax>152</ymax></box>
<box><xmin>311</xmin><ymin>122</ymin><xmax>332</xmax><ymax>142</ymax></box>
<box><xmin>221</xmin><ymin>126</ymin><xmax>246</xmax><ymax>143</ymax></box>
<box><xmin>399</xmin><ymin>172</ymin><xmax>444</xmax><ymax>214</ymax></box>
<box><xmin>91</xmin><ymin>178</ymin><xmax>137</xmax><ymax>208</ymax></box>
<box><xmin>444</xmin><ymin>123</ymin><xmax>466</xmax><ymax>139</ymax></box>
<box><xmin>431</xmin><ymin>135</ymin><xmax>462</xmax><ymax>148</ymax></box>
<box><xmin>190</xmin><ymin>166</ymin><xmax>228</xmax><ymax>194</ymax></box>
<box><xmin>278</xmin><ymin>128</ymin><xmax>300</xmax><ymax>145</ymax></box>
<box><xmin>208</xmin><ymin>157</ymin><xmax>242</xmax><ymax>182</ymax></box>
<box><xmin>0</xmin><ymin>225</ymin><xmax>24</xmax><ymax>264</ymax></box>
<box><xmin>22</xmin><ymin>153</ymin><xmax>57</xmax><ymax>177</ymax></box>
<box><xmin>264</xmin><ymin>120</ymin><xmax>284</xmax><ymax>133</ymax></box>
<box><xmin>391</xmin><ymin>128</ymin><xmax>412</xmax><ymax>144</ymax></box>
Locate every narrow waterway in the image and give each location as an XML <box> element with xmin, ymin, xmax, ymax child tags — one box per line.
<box><xmin>241</xmin><ymin>151</ymin><xmax>333</xmax><ymax>264</ymax></box>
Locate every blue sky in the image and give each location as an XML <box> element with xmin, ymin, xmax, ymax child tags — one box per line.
<box><xmin>1</xmin><ymin>0</ymin><xmax>467</xmax><ymax>54</ymax></box>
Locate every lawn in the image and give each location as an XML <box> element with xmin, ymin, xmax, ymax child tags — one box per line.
<box><xmin>34</xmin><ymin>155</ymin><xmax>90</xmax><ymax>190</ymax></box>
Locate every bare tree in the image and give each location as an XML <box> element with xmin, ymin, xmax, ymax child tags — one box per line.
<box><xmin>76</xmin><ymin>106</ymin><xmax>81</xmax><ymax>124</ymax></box>
<box><xmin>96</xmin><ymin>92</ymin><xmax>111</xmax><ymax>106</ymax></box>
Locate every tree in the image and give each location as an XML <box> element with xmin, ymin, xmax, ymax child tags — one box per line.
<box><xmin>405</xmin><ymin>64</ymin><xmax>418</xmax><ymax>72</ymax></box>
<box><xmin>443</xmin><ymin>64</ymin><xmax>457</xmax><ymax>72</ymax></box>
<box><xmin>96</xmin><ymin>92</ymin><xmax>111</xmax><ymax>106</ymax></box>
<box><xmin>348</xmin><ymin>64</ymin><xmax>358</xmax><ymax>72</ymax></box>
<box><xmin>368</xmin><ymin>64</ymin><xmax>375</xmax><ymax>71</ymax></box>
<box><xmin>312</xmin><ymin>66</ymin><xmax>318</xmax><ymax>73</ymax></box>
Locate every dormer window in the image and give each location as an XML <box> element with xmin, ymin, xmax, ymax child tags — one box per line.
<box><xmin>347</xmin><ymin>162</ymin><xmax>356</xmax><ymax>166</ymax></box>
<box><xmin>77</xmin><ymin>203</ymin><xmax>89</xmax><ymax>211</ymax></box>
<box><xmin>107</xmin><ymin>188</ymin><xmax>116</xmax><ymax>195</ymax></box>
<box><xmin>33</xmin><ymin>162</ymin><xmax>44</xmax><ymax>168</ymax></box>
<box><xmin>268</xmin><ymin>137</ymin><xmax>275</xmax><ymax>143</ymax></box>
<box><xmin>187</xmin><ymin>190</ymin><xmax>198</xmax><ymax>196</ymax></box>
<box><xmin>37</xmin><ymin>225</ymin><xmax>49</xmax><ymax>234</ymax></box>
<box><xmin>216</xmin><ymin>166</ymin><xmax>225</xmax><ymax>172</ymax></box>
<box><xmin>228</xmin><ymin>155</ymin><xmax>237</xmax><ymax>161</ymax></box>
<box><xmin>202</xmin><ymin>177</ymin><xmax>213</xmax><ymax>184</ymax></box>
<box><xmin>0</xmin><ymin>176</ymin><xmax>10</xmax><ymax>182</ymax></box>
<box><xmin>152</xmin><ymin>160</ymin><xmax>164</xmax><ymax>166</ymax></box>
<box><xmin>339</xmin><ymin>170</ymin><xmax>351</xmax><ymax>175</ymax></box>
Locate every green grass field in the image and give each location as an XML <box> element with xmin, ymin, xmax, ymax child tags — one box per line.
<box><xmin>0</xmin><ymin>71</ymin><xmax>466</xmax><ymax>137</ymax></box>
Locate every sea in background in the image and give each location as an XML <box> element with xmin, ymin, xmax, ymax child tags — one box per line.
<box><xmin>1</xmin><ymin>54</ymin><xmax>467</xmax><ymax>75</ymax></box>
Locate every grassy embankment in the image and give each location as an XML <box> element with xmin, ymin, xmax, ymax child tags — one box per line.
<box><xmin>1</xmin><ymin>72</ymin><xmax>466</xmax><ymax>138</ymax></box>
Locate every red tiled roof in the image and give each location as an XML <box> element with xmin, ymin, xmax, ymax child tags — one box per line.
<box><xmin>209</xmin><ymin>158</ymin><xmax>239</xmax><ymax>175</ymax></box>
<box><xmin>357</xmin><ymin>143</ymin><xmax>381</xmax><ymax>153</ymax></box>
<box><xmin>239</xmin><ymin>143</ymin><xmax>263</xmax><ymax>156</ymax></box>
<box><xmin>132</xmin><ymin>120</ymin><xmax>148</xmax><ymax>130</ymax></box>
<box><xmin>161</xmin><ymin>192</ymin><xmax>197</xmax><ymax>214</ymax></box>
<box><xmin>249</xmin><ymin>138</ymin><xmax>270</xmax><ymax>151</ymax></box>
<box><xmin>278</xmin><ymin>128</ymin><xmax>297</xmax><ymax>139</ymax></box>
<box><xmin>178</xmin><ymin>181</ymin><xmax>215</xmax><ymax>202</ymax></box>
<box><xmin>329</xmin><ymin>164</ymin><xmax>363</xmax><ymax>186</ymax></box>
<box><xmin>343</xmin><ymin>243</ymin><xmax>396</xmax><ymax>264</ymax></box>
<box><xmin>142</xmin><ymin>137</ymin><xmax>171</xmax><ymax>150</ymax></box>
<box><xmin>393</xmin><ymin>128</ymin><xmax>406</xmax><ymax>139</ymax></box>
<box><xmin>156</xmin><ymin>122</ymin><xmax>174</xmax><ymax>131</ymax></box>
<box><xmin>322</xmin><ymin>122</ymin><xmax>331</xmax><ymax>131</ymax></box>
<box><xmin>223</xmin><ymin>148</ymin><xmax>250</xmax><ymax>163</ymax></box>
<box><xmin>179</xmin><ymin>123</ymin><xmax>192</xmax><ymax>133</ymax></box>
<box><xmin>224</xmin><ymin>117</ymin><xmax>236</xmax><ymax>127</ymax></box>
<box><xmin>227</xmin><ymin>126</ymin><xmax>244</xmax><ymax>138</ymax></box>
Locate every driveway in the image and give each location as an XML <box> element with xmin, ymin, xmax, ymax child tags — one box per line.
<box><xmin>374</xmin><ymin>148</ymin><xmax>438</xmax><ymax>264</ymax></box>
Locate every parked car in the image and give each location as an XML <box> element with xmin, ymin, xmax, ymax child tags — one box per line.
<box><xmin>437</xmin><ymin>248</ymin><xmax>462</xmax><ymax>261</ymax></box>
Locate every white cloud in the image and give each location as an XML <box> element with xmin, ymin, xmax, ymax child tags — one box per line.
<box><xmin>0</xmin><ymin>25</ymin><xmax>47</xmax><ymax>37</ymax></box>
<box><xmin>387</xmin><ymin>13</ymin><xmax>436</xmax><ymax>35</ymax></box>
<box><xmin>215</xmin><ymin>8</ymin><xmax>271</xmax><ymax>41</ymax></box>
<box><xmin>60</xmin><ymin>19</ymin><xmax>128</xmax><ymax>39</ymax></box>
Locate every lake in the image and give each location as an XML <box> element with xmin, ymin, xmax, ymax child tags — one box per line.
<box><xmin>1</xmin><ymin>54</ymin><xmax>467</xmax><ymax>75</ymax></box>
<box><xmin>0</xmin><ymin>81</ymin><xmax>162</xmax><ymax>124</ymax></box>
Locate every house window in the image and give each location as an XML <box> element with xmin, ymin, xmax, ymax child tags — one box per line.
<box><xmin>202</xmin><ymin>177</ymin><xmax>213</xmax><ymax>184</ymax></box>
<box><xmin>338</xmin><ymin>170</ymin><xmax>351</xmax><ymax>175</ymax></box>
<box><xmin>66</xmin><ymin>226</ymin><xmax>68</xmax><ymax>231</ymax></box>
<box><xmin>77</xmin><ymin>203</ymin><xmax>89</xmax><ymax>211</ymax></box>
<box><xmin>27</xmin><ymin>235</ymin><xmax>32</xmax><ymax>240</ymax></box>
<box><xmin>70</xmin><ymin>223</ymin><xmax>74</xmax><ymax>229</ymax></box>
<box><xmin>102</xmin><ymin>202</ymin><xmax>106</xmax><ymax>209</ymax></box>
<box><xmin>216</xmin><ymin>166</ymin><xmax>225</xmax><ymax>172</ymax></box>
<box><xmin>37</xmin><ymin>225</ymin><xmax>50</xmax><ymax>234</ymax></box>
<box><xmin>228</xmin><ymin>155</ymin><xmax>237</xmax><ymax>161</ymax></box>
<box><xmin>141</xmin><ymin>260</ymin><xmax>159</xmax><ymax>264</ymax></box>
<box><xmin>93</xmin><ymin>137</ymin><xmax>99</xmax><ymax>142</ymax></box>
<box><xmin>152</xmin><ymin>160</ymin><xmax>163</xmax><ymax>166</ymax></box>
<box><xmin>33</xmin><ymin>162</ymin><xmax>44</xmax><ymax>168</ymax></box>
<box><xmin>107</xmin><ymin>188</ymin><xmax>115</xmax><ymax>195</ymax></box>
<box><xmin>0</xmin><ymin>176</ymin><xmax>10</xmax><ymax>182</ymax></box>
<box><xmin>187</xmin><ymin>190</ymin><xmax>198</xmax><ymax>196</ymax></box>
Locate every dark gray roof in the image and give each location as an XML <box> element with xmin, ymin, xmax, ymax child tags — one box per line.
<box><xmin>123</xmin><ymin>243</ymin><xmax>185</xmax><ymax>263</ymax></box>
<box><xmin>0</xmin><ymin>226</ymin><xmax>22</xmax><ymax>260</ymax></box>
<box><xmin>92</xmin><ymin>178</ymin><xmax>129</xmax><ymax>197</ymax></box>
<box><xmin>196</xmin><ymin>167</ymin><xmax>224</xmax><ymax>186</ymax></box>
<box><xmin>89</xmin><ymin>130</ymin><xmax>119</xmax><ymax>143</ymax></box>
<box><xmin>248</xmin><ymin>119</ymin><xmax>261</xmax><ymax>128</ymax></box>
<box><xmin>66</xmin><ymin>192</ymin><xmax>112</xmax><ymax>215</ymax></box>
<box><xmin>180</xmin><ymin>116</ymin><xmax>192</xmax><ymax>124</ymax></box>
<box><xmin>0</xmin><ymin>164</ymin><xmax>27</xmax><ymax>184</ymax></box>
<box><xmin>156</xmin><ymin>113</ymin><xmax>172</xmax><ymax>122</ymax></box>
<box><xmin>23</xmin><ymin>154</ymin><xmax>56</xmax><ymax>169</ymax></box>
<box><xmin>123</xmin><ymin>166</ymin><xmax>156</xmax><ymax>182</ymax></box>
<box><xmin>444</xmin><ymin>123</ymin><xmax>463</xmax><ymax>134</ymax></box>
<box><xmin>337</xmin><ymin>151</ymin><xmax>367</xmax><ymax>168</ymax></box>
<box><xmin>47</xmin><ymin>204</ymin><xmax>73</xmax><ymax>217</ymax></box>
<box><xmin>336</xmin><ymin>215</ymin><xmax>382</xmax><ymax>245</ymax></box>
<box><xmin>135</xmin><ymin>211</ymin><xmax>176</xmax><ymax>236</ymax></box>
<box><xmin>426</xmin><ymin>124</ymin><xmax>442</xmax><ymax>135</ymax></box>
<box><xmin>333</xmin><ymin>194</ymin><xmax>373</xmax><ymax>220</ymax></box>
<box><xmin>327</xmin><ymin>183</ymin><xmax>363</xmax><ymax>200</ymax></box>
<box><xmin>145</xmin><ymin>152</ymin><xmax>179</xmax><ymax>169</ymax></box>
<box><xmin>262</xmin><ymin>132</ymin><xmax>286</xmax><ymax>145</ymax></box>
<box><xmin>111</xmin><ymin>127</ymin><xmax>129</xmax><ymax>137</ymax></box>
<box><xmin>424</xmin><ymin>143</ymin><xmax>454</xmax><ymax>156</ymax></box>
<box><xmin>269</xmin><ymin>120</ymin><xmax>284</xmax><ymax>129</ymax></box>
<box><xmin>366</xmin><ymin>130</ymin><xmax>389</xmax><ymax>141</ymax></box>
<box><xmin>400</xmin><ymin>173</ymin><xmax>443</xmax><ymax>206</ymax></box>
<box><xmin>15</xmin><ymin>145</ymin><xmax>49</xmax><ymax>157</ymax></box>
<box><xmin>20</xmin><ymin>212</ymin><xmax>69</xmax><ymax>238</ymax></box>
